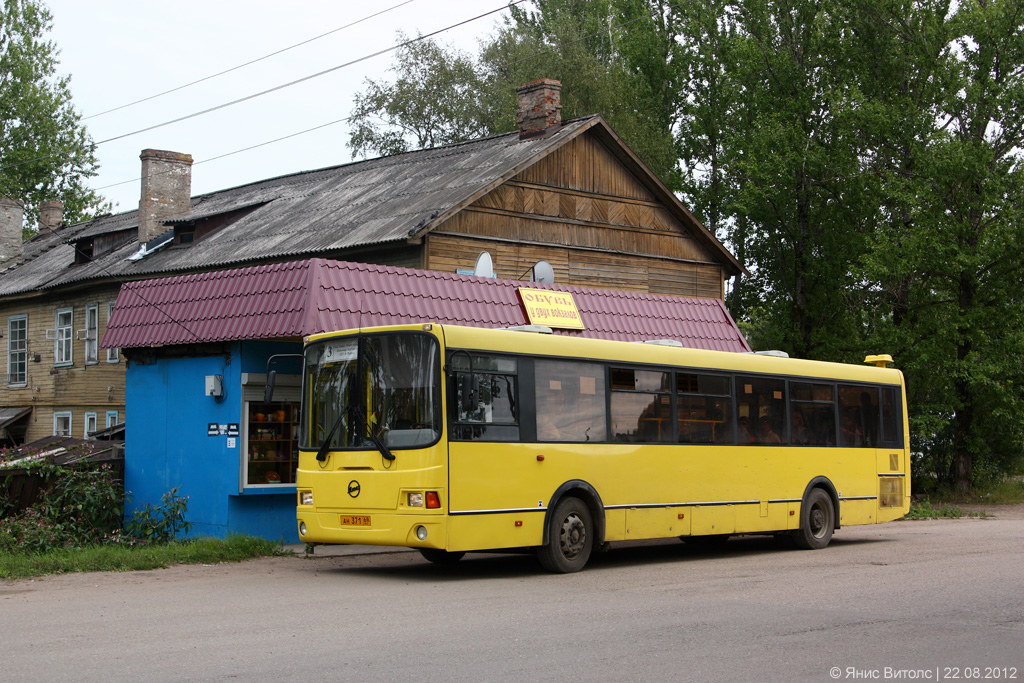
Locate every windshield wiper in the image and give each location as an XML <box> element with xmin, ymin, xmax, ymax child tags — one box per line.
<box><xmin>316</xmin><ymin>403</ymin><xmax>395</xmax><ymax>462</ymax></box>
<box><xmin>315</xmin><ymin>403</ymin><xmax>351</xmax><ymax>462</ymax></box>
<box><xmin>353</xmin><ymin>404</ymin><xmax>395</xmax><ymax>462</ymax></box>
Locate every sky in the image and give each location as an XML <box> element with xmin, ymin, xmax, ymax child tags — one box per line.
<box><xmin>46</xmin><ymin>0</ymin><xmax>513</xmax><ymax>214</ymax></box>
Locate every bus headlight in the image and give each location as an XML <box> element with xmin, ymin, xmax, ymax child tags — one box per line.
<box><xmin>408</xmin><ymin>492</ymin><xmax>424</xmax><ymax>507</ymax></box>
<box><xmin>416</xmin><ymin>526</ymin><xmax>428</xmax><ymax>541</ymax></box>
<box><xmin>299</xmin><ymin>521</ymin><xmax>307</xmax><ymax>536</ymax></box>
<box><xmin>299</xmin><ymin>491</ymin><xmax>314</xmax><ymax>506</ymax></box>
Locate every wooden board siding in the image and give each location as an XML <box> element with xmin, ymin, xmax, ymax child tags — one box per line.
<box><xmin>514</xmin><ymin>133</ymin><xmax>657</xmax><ymax>201</ymax></box>
<box><xmin>425</xmin><ymin>234</ymin><xmax>724</xmax><ymax>298</ymax></box>
<box><xmin>424</xmin><ymin>130</ymin><xmax>728</xmax><ymax>299</ymax></box>
<box><xmin>444</xmin><ymin>207</ymin><xmax>714</xmax><ymax>264</ymax></box>
<box><xmin>431</xmin><ymin>131</ymin><xmax>726</xmax><ymax>300</ymax></box>
<box><xmin>0</xmin><ymin>285</ymin><xmax>126</xmax><ymax>443</ymax></box>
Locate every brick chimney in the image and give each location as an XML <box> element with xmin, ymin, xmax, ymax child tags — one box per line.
<box><xmin>0</xmin><ymin>197</ymin><xmax>25</xmax><ymax>267</ymax></box>
<box><xmin>138</xmin><ymin>149</ymin><xmax>193</xmax><ymax>244</ymax></box>
<box><xmin>38</xmin><ymin>200</ymin><xmax>64</xmax><ymax>233</ymax></box>
<box><xmin>516</xmin><ymin>79</ymin><xmax>562</xmax><ymax>139</ymax></box>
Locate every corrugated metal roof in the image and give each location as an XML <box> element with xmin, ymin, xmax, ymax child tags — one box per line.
<box><xmin>103</xmin><ymin>258</ymin><xmax>750</xmax><ymax>353</ymax></box>
<box><xmin>0</xmin><ymin>115</ymin><xmax>743</xmax><ymax>296</ymax></box>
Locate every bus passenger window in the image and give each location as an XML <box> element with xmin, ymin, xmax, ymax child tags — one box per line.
<box><xmin>677</xmin><ymin>373</ymin><xmax>733</xmax><ymax>444</ymax></box>
<box><xmin>610</xmin><ymin>368</ymin><xmax>670</xmax><ymax>443</ymax></box>
<box><xmin>880</xmin><ymin>386</ymin><xmax>902</xmax><ymax>446</ymax></box>
<box><xmin>790</xmin><ymin>382</ymin><xmax>836</xmax><ymax>446</ymax></box>
<box><xmin>838</xmin><ymin>385</ymin><xmax>879</xmax><ymax>447</ymax></box>
<box><xmin>450</xmin><ymin>354</ymin><xmax>519</xmax><ymax>442</ymax></box>
<box><xmin>737</xmin><ymin>376</ymin><xmax>786</xmax><ymax>445</ymax></box>
<box><xmin>535</xmin><ymin>360</ymin><xmax>607</xmax><ymax>442</ymax></box>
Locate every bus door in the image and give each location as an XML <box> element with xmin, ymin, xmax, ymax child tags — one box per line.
<box><xmin>446</xmin><ymin>352</ymin><xmax>540</xmax><ymax>550</ymax></box>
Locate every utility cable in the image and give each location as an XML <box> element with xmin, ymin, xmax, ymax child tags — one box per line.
<box><xmin>89</xmin><ymin>7</ymin><xmax>655</xmax><ymax>192</ymax></box>
<box><xmin>93</xmin><ymin>1</ymin><xmax>527</xmax><ymax>146</ymax></box>
<box><xmin>83</xmin><ymin>0</ymin><xmax>419</xmax><ymax>120</ymax></box>
<box><xmin>93</xmin><ymin>115</ymin><xmax>354</xmax><ymax>191</ymax></box>
<box><xmin>0</xmin><ymin>0</ymin><xmax>526</xmax><ymax>173</ymax></box>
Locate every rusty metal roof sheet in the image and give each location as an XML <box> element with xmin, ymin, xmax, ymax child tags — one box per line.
<box><xmin>103</xmin><ymin>258</ymin><xmax>750</xmax><ymax>353</ymax></box>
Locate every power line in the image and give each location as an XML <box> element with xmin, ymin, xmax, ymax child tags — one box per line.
<box><xmin>94</xmin><ymin>1</ymin><xmax>528</xmax><ymax>146</ymax></box>
<box><xmin>83</xmin><ymin>0</ymin><xmax>419</xmax><ymax>121</ymax></box>
<box><xmin>90</xmin><ymin>7</ymin><xmax>654</xmax><ymax>193</ymax></box>
<box><xmin>0</xmin><ymin>1</ymin><xmax>526</xmax><ymax>174</ymax></box>
<box><xmin>93</xmin><ymin>115</ymin><xmax>354</xmax><ymax>191</ymax></box>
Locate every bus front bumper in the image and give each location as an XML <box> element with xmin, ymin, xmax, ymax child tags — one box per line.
<box><xmin>296</xmin><ymin>509</ymin><xmax>449</xmax><ymax>549</ymax></box>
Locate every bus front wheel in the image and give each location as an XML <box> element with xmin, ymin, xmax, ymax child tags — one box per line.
<box><xmin>418</xmin><ymin>548</ymin><xmax>466</xmax><ymax>565</ymax></box>
<box><xmin>793</xmin><ymin>488</ymin><xmax>834</xmax><ymax>550</ymax></box>
<box><xmin>538</xmin><ymin>497</ymin><xmax>594</xmax><ymax>573</ymax></box>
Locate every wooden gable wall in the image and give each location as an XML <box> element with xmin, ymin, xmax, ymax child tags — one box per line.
<box><xmin>425</xmin><ymin>132</ymin><xmax>725</xmax><ymax>299</ymax></box>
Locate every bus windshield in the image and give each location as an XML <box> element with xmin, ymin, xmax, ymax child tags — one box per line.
<box><xmin>301</xmin><ymin>333</ymin><xmax>441</xmax><ymax>452</ymax></box>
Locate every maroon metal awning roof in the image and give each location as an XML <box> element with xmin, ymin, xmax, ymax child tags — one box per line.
<box><xmin>102</xmin><ymin>258</ymin><xmax>751</xmax><ymax>353</ymax></box>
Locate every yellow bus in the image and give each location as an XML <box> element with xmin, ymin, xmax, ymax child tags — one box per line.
<box><xmin>291</xmin><ymin>323</ymin><xmax>909</xmax><ymax>572</ymax></box>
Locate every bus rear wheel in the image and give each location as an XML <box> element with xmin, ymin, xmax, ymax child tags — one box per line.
<box><xmin>418</xmin><ymin>548</ymin><xmax>466</xmax><ymax>565</ymax></box>
<box><xmin>538</xmin><ymin>497</ymin><xmax>593</xmax><ymax>573</ymax></box>
<box><xmin>793</xmin><ymin>488</ymin><xmax>834</xmax><ymax>550</ymax></box>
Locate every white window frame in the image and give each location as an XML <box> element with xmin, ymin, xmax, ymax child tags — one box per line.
<box><xmin>84</xmin><ymin>303</ymin><xmax>99</xmax><ymax>365</ymax></box>
<box><xmin>84</xmin><ymin>412</ymin><xmax>98</xmax><ymax>437</ymax></box>
<box><xmin>7</xmin><ymin>314</ymin><xmax>27</xmax><ymax>386</ymax></box>
<box><xmin>106</xmin><ymin>411</ymin><xmax>119</xmax><ymax>428</ymax></box>
<box><xmin>54</xmin><ymin>411</ymin><xmax>72</xmax><ymax>437</ymax></box>
<box><xmin>54</xmin><ymin>307</ymin><xmax>73</xmax><ymax>366</ymax></box>
<box><xmin>106</xmin><ymin>302</ymin><xmax>120</xmax><ymax>363</ymax></box>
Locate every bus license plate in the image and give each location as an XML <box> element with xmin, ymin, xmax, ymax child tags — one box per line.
<box><xmin>340</xmin><ymin>515</ymin><xmax>371</xmax><ymax>527</ymax></box>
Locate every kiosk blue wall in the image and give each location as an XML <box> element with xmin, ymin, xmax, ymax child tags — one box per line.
<box><xmin>124</xmin><ymin>340</ymin><xmax>302</xmax><ymax>542</ymax></box>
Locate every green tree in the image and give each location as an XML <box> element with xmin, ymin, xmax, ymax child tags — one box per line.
<box><xmin>880</xmin><ymin>0</ymin><xmax>1024</xmax><ymax>492</ymax></box>
<box><xmin>677</xmin><ymin>0</ymin><xmax>1024</xmax><ymax>489</ymax></box>
<box><xmin>351</xmin><ymin>0</ymin><xmax>1024</xmax><ymax>490</ymax></box>
<box><xmin>347</xmin><ymin>33</ymin><xmax>486</xmax><ymax>158</ymax></box>
<box><xmin>348</xmin><ymin>1</ymin><xmax>685</xmax><ymax>187</ymax></box>
<box><xmin>0</xmin><ymin>0</ymin><xmax>107</xmax><ymax>232</ymax></box>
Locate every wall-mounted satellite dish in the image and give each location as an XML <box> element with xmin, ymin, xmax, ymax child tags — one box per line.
<box><xmin>474</xmin><ymin>251</ymin><xmax>494</xmax><ymax>278</ymax></box>
<box><xmin>531</xmin><ymin>260</ymin><xmax>555</xmax><ymax>284</ymax></box>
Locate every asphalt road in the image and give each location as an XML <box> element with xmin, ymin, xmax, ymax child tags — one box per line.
<box><xmin>2</xmin><ymin>510</ymin><xmax>1022</xmax><ymax>683</ymax></box>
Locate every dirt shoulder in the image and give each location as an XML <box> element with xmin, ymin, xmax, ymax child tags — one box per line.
<box><xmin>957</xmin><ymin>502</ymin><xmax>1024</xmax><ymax>519</ymax></box>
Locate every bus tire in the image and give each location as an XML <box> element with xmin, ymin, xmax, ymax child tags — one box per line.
<box><xmin>418</xmin><ymin>548</ymin><xmax>466</xmax><ymax>565</ymax></box>
<box><xmin>793</xmin><ymin>488</ymin><xmax>834</xmax><ymax>550</ymax></box>
<box><xmin>538</xmin><ymin>497</ymin><xmax>593</xmax><ymax>573</ymax></box>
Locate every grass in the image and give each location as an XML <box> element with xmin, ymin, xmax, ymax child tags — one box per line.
<box><xmin>0</xmin><ymin>534</ymin><xmax>290</xmax><ymax>580</ymax></box>
<box><xmin>904</xmin><ymin>499</ymin><xmax>986</xmax><ymax>520</ymax></box>
<box><xmin>928</xmin><ymin>478</ymin><xmax>1024</xmax><ymax>505</ymax></box>
<box><xmin>908</xmin><ymin>477</ymin><xmax>1024</xmax><ymax>519</ymax></box>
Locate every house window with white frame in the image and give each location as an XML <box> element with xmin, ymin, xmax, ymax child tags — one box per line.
<box><xmin>54</xmin><ymin>307</ymin><xmax>73</xmax><ymax>366</ymax></box>
<box><xmin>106</xmin><ymin>302</ymin><xmax>120</xmax><ymax>363</ymax></box>
<box><xmin>54</xmin><ymin>411</ymin><xmax>72</xmax><ymax>437</ymax></box>
<box><xmin>106</xmin><ymin>411</ymin><xmax>119</xmax><ymax>428</ymax></box>
<box><xmin>85</xmin><ymin>304</ymin><xmax>99</xmax><ymax>364</ymax></box>
<box><xmin>7</xmin><ymin>315</ymin><xmax>27</xmax><ymax>386</ymax></box>
<box><xmin>84</xmin><ymin>412</ymin><xmax>97</xmax><ymax>437</ymax></box>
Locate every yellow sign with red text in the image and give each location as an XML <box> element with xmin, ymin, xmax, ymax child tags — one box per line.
<box><xmin>517</xmin><ymin>288</ymin><xmax>585</xmax><ymax>330</ymax></box>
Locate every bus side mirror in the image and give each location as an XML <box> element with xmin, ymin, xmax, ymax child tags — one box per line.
<box><xmin>460</xmin><ymin>374</ymin><xmax>479</xmax><ymax>413</ymax></box>
<box><xmin>264</xmin><ymin>370</ymin><xmax>277</xmax><ymax>403</ymax></box>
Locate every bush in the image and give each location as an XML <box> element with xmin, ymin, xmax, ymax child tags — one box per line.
<box><xmin>1</xmin><ymin>459</ymin><xmax>192</xmax><ymax>553</ymax></box>
<box><xmin>125</xmin><ymin>487</ymin><xmax>191</xmax><ymax>543</ymax></box>
<box><xmin>0</xmin><ymin>462</ymin><xmax>123</xmax><ymax>553</ymax></box>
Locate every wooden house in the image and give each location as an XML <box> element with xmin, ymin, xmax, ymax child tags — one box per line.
<box><xmin>0</xmin><ymin>79</ymin><xmax>743</xmax><ymax>447</ymax></box>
